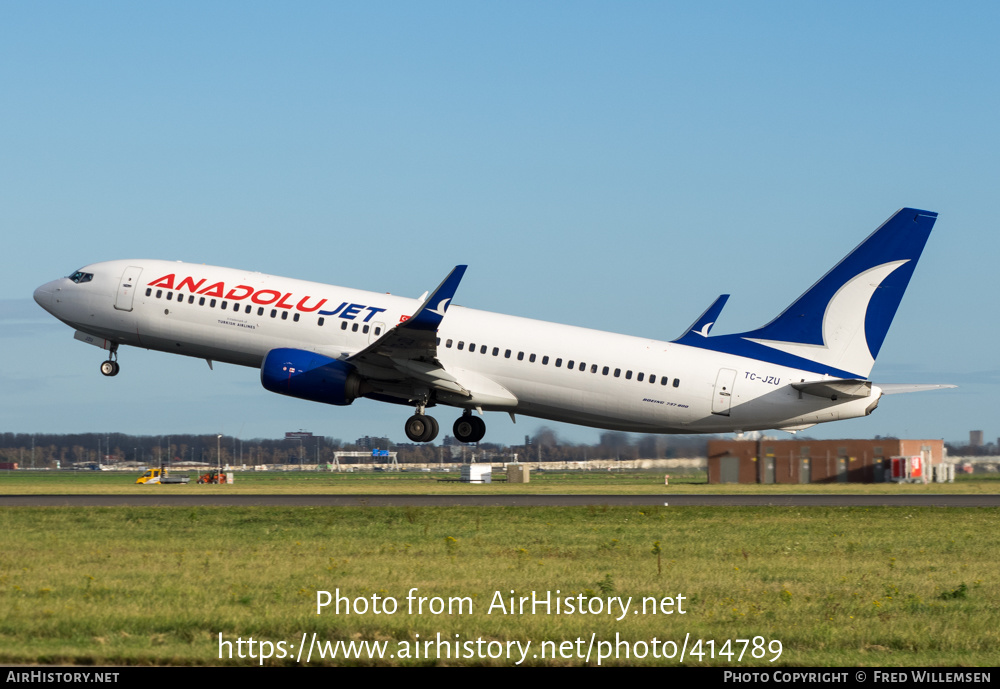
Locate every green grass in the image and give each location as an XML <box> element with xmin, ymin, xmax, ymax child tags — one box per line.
<box><xmin>1</xmin><ymin>504</ymin><xmax>997</xmax><ymax>666</ymax></box>
<box><xmin>2</xmin><ymin>469</ymin><xmax>997</xmax><ymax>494</ymax></box>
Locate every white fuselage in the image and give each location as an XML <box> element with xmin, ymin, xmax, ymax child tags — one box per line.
<box><xmin>34</xmin><ymin>259</ymin><xmax>881</xmax><ymax>434</ymax></box>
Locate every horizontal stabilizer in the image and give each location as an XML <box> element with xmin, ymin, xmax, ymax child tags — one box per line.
<box><xmin>792</xmin><ymin>379</ymin><xmax>872</xmax><ymax>400</ymax></box>
<box><xmin>878</xmin><ymin>383</ymin><xmax>957</xmax><ymax>395</ymax></box>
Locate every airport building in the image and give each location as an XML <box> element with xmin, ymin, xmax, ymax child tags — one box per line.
<box><xmin>707</xmin><ymin>438</ymin><xmax>946</xmax><ymax>484</ymax></box>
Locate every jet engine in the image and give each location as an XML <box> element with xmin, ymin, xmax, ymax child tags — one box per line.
<box><xmin>260</xmin><ymin>348</ymin><xmax>367</xmax><ymax>406</ymax></box>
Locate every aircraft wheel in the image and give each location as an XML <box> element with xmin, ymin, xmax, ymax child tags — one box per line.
<box><xmin>468</xmin><ymin>415</ymin><xmax>486</xmax><ymax>443</ymax></box>
<box><xmin>405</xmin><ymin>414</ymin><xmax>438</xmax><ymax>443</ymax></box>
<box><xmin>424</xmin><ymin>416</ymin><xmax>439</xmax><ymax>443</ymax></box>
<box><xmin>100</xmin><ymin>360</ymin><xmax>119</xmax><ymax>377</ymax></box>
<box><xmin>453</xmin><ymin>415</ymin><xmax>486</xmax><ymax>443</ymax></box>
<box><xmin>454</xmin><ymin>416</ymin><xmax>475</xmax><ymax>443</ymax></box>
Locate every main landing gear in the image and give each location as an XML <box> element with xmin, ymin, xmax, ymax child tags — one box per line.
<box><xmin>100</xmin><ymin>345</ymin><xmax>120</xmax><ymax>377</ymax></box>
<box><xmin>403</xmin><ymin>409</ymin><xmax>487</xmax><ymax>444</ymax></box>
<box><xmin>404</xmin><ymin>413</ymin><xmax>439</xmax><ymax>443</ymax></box>
<box><xmin>453</xmin><ymin>411</ymin><xmax>486</xmax><ymax>443</ymax></box>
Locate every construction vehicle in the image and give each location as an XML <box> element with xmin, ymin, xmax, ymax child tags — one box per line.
<box><xmin>197</xmin><ymin>469</ymin><xmax>229</xmax><ymax>484</ymax></box>
<box><xmin>136</xmin><ymin>467</ymin><xmax>190</xmax><ymax>485</ymax></box>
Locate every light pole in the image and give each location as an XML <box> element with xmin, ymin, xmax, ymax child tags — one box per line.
<box><xmin>217</xmin><ymin>434</ymin><xmax>222</xmax><ymax>471</ymax></box>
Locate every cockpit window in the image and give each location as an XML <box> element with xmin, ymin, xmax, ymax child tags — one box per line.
<box><xmin>68</xmin><ymin>271</ymin><xmax>94</xmax><ymax>284</ymax></box>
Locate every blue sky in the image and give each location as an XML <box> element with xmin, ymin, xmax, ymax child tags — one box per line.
<box><xmin>2</xmin><ymin>2</ymin><xmax>997</xmax><ymax>447</ymax></box>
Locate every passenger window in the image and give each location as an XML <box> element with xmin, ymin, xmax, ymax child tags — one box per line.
<box><xmin>603</xmin><ymin>366</ymin><xmax>609</xmax><ymax>375</ymax></box>
<box><xmin>673</xmin><ymin>378</ymin><xmax>680</xmax><ymax>387</ymax></box>
<box><xmin>590</xmin><ymin>364</ymin><xmax>597</xmax><ymax>373</ymax></box>
<box><xmin>294</xmin><ymin>313</ymin><xmax>300</xmax><ymax>322</ymax></box>
<box><xmin>492</xmin><ymin>347</ymin><xmax>499</xmax><ymax>356</ymax></box>
<box><xmin>281</xmin><ymin>311</ymin><xmax>288</xmax><ymax>320</ymax></box>
<box><xmin>210</xmin><ymin>299</ymin><xmax>217</xmax><ymax>308</ymax></box>
<box><xmin>661</xmin><ymin>377</ymin><xmax>669</xmax><ymax>385</ymax></box>
<box><xmin>221</xmin><ymin>300</ymin><xmax>227</xmax><ymax>309</ymax></box>
<box><xmin>555</xmin><ymin>358</ymin><xmax>562</xmax><ymax>367</ymax></box>
<box><xmin>258</xmin><ymin>307</ymin><xmax>264</xmax><ymax>316</ymax></box>
<box><xmin>189</xmin><ymin>296</ymin><xmax>195</xmax><ymax>304</ymax></box>
<box><xmin>614</xmin><ymin>369</ymin><xmax>621</xmax><ymax>378</ymax></box>
<box><xmin>341</xmin><ymin>321</ymin><xmax>348</xmax><ymax>330</ymax></box>
<box><xmin>362</xmin><ymin>324</ymin><xmax>368</xmax><ymax>333</ymax></box>
<box><xmin>517</xmin><ymin>352</ymin><xmax>524</xmax><ymax>361</ymax></box>
<box><xmin>625</xmin><ymin>371</ymin><xmax>632</xmax><ymax>380</ymax></box>
<box><xmin>199</xmin><ymin>297</ymin><xmax>205</xmax><ymax>306</ymax></box>
<box><xmin>166</xmin><ymin>292</ymin><xmax>173</xmax><ymax>301</ymax></box>
<box><xmin>505</xmin><ymin>349</ymin><xmax>512</xmax><ymax>358</ymax></box>
<box><xmin>567</xmin><ymin>360</ymin><xmax>575</xmax><ymax>369</ymax></box>
<box><xmin>457</xmin><ymin>341</ymin><xmax>465</xmax><ymax>350</ymax></box>
<box><xmin>145</xmin><ymin>288</ymin><xmax>152</xmax><ymax>296</ymax></box>
<box><xmin>468</xmin><ymin>342</ymin><xmax>475</xmax><ymax>351</ymax></box>
<box><xmin>542</xmin><ymin>356</ymin><xmax>549</xmax><ymax>365</ymax></box>
<box><xmin>480</xmin><ymin>345</ymin><xmax>487</xmax><ymax>354</ymax></box>
<box><xmin>446</xmin><ymin>339</ymin><xmax>453</xmax><ymax>348</ymax></box>
<box><xmin>375</xmin><ymin>327</ymin><xmax>382</xmax><ymax>336</ymax></box>
<box><xmin>271</xmin><ymin>309</ymin><xmax>277</xmax><ymax>318</ymax></box>
<box><xmin>351</xmin><ymin>323</ymin><xmax>358</xmax><ymax>331</ymax></box>
<box><xmin>637</xmin><ymin>373</ymin><xmax>644</xmax><ymax>382</ymax></box>
<box><xmin>318</xmin><ymin>317</ymin><xmax>325</xmax><ymax>326</ymax></box>
<box><xmin>649</xmin><ymin>375</ymin><xmax>656</xmax><ymax>384</ymax></box>
<box><xmin>579</xmin><ymin>362</ymin><xmax>586</xmax><ymax>371</ymax></box>
<box><xmin>234</xmin><ymin>303</ymin><xmax>240</xmax><ymax>311</ymax></box>
<box><xmin>529</xmin><ymin>354</ymin><xmax>536</xmax><ymax>363</ymax></box>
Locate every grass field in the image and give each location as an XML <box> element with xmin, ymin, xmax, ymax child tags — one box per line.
<box><xmin>3</xmin><ymin>468</ymin><xmax>999</xmax><ymax>494</ymax></box>
<box><xmin>1</xmin><ymin>471</ymin><xmax>998</xmax><ymax>666</ymax></box>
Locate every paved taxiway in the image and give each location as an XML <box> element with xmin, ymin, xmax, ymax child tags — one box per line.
<box><xmin>3</xmin><ymin>494</ymin><xmax>998</xmax><ymax>507</ymax></box>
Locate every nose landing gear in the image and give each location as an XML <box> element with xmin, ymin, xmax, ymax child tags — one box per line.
<box><xmin>100</xmin><ymin>344</ymin><xmax>120</xmax><ymax>377</ymax></box>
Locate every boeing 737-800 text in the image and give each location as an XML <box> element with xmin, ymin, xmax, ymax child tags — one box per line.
<box><xmin>34</xmin><ymin>208</ymin><xmax>951</xmax><ymax>443</ymax></box>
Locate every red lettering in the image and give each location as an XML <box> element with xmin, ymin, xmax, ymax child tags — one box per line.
<box><xmin>251</xmin><ymin>289</ymin><xmax>281</xmax><ymax>305</ymax></box>
<box><xmin>148</xmin><ymin>274</ymin><xmax>176</xmax><ymax>289</ymax></box>
<box><xmin>399</xmin><ymin>315</ymin><xmax>410</xmax><ymax>323</ymax></box>
<box><xmin>225</xmin><ymin>285</ymin><xmax>254</xmax><ymax>300</ymax></box>
<box><xmin>176</xmin><ymin>276</ymin><xmax>206</xmax><ymax>293</ymax></box>
<box><xmin>296</xmin><ymin>296</ymin><xmax>327</xmax><ymax>313</ymax></box>
<box><xmin>275</xmin><ymin>292</ymin><xmax>295</xmax><ymax>309</ymax></box>
<box><xmin>198</xmin><ymin>282</ymin><xmax>225</xmax><ymax>297</ymax></box>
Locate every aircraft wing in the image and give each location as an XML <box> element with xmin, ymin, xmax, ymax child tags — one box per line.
<box><xmin>346</xmin><ymin>265</ymin><xmax>518</xmax><ymax>408</ymax></box>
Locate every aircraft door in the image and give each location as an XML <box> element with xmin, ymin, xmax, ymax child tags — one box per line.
<box><xmin>114</xmin><ymin>266</ymin><xmax>143</xmax><ymax>312</ymax></box>
<box><xmin>368</xmin><ymin>322</ymin><xmax>386</xmax><ymax>345</ymax></box>
<box><xmin>711</xmin><ymin>368</ymin><xmax>737</xmax><ymax>416</ymax></box>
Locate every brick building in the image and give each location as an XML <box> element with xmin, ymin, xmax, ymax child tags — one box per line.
<box><xmin>707</xmin><ymin>438</ymin><xmax>945</xmax><ymax>484</ymax></box>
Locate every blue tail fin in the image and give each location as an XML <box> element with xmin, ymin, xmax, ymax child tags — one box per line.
<box><xmin>678</xmin><ymin>208</ymin><xmax>937</xmax><ymax>378</ymax></box>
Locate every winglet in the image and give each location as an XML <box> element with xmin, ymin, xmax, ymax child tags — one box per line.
<box><xmin>673</xmin><ymin>294</ymin><xmax>729</xmax><ymax>344</ymax></box>
<box><xmin>401</xmin><ymin>265</ymin><xmax>467</xmax><ymax>331</ymax></box>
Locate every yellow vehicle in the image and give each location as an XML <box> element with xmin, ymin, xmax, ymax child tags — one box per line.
<box><xmin>136</xmin><ymin>468</ymin><xmax>190</xmax><ymax>485</ymax></box>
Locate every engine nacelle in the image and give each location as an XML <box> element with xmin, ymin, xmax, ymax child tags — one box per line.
<box><xmin>261</xmin><ymin>348</ymin><xmax>365</xmax><ymax>406</ymax></box>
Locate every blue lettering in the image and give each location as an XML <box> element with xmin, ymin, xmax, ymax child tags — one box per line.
<box><xmin>341</xmin><ymin>303</ymin><xmax>365</xmax><ymax>320</ymax></box>
<box><xmin>319</xmin><ymin>301</ymin><xmax>347</xmax><ymax>317</ymax></box>
<box><xmin>362</xmin><ymin>307</ymin><xmax>387</xmax><ymax>323</ymax></box>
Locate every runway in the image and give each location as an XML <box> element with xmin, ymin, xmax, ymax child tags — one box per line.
<box><xmin>3</xmin><ymin>494</ymin><xmax>999</xmax><ymax>507</ymax></box>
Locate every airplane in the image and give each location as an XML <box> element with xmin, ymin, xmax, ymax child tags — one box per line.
<box><xmin>33</xmin><ymin>207</ymin><xmax>952</xmax><ymax>444</ymax></box>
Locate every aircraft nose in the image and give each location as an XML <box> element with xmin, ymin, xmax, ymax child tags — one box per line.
<box><xmin>33</xmin><ymin>281</ymin><xmax>56</xmax><ymax>312</ymax></box>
